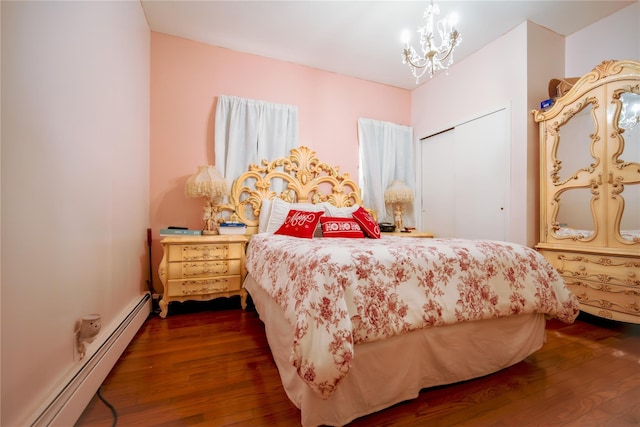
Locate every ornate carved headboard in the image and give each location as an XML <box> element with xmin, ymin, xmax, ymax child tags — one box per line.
<box><xmin>220</xmin><ymin>146</ymin><xmax>364</xmax><ymax>235</ymax></box>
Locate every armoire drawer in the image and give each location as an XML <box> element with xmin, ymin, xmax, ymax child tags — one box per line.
<box><xmin>548</xmin><ymin>251</ymin><xmax>640</xmax><ymax>289</ymax></box>
<box><xmin>564</xmin><ymin>278</ymin><xmax>640</xmax><ymax>321</ymax></box>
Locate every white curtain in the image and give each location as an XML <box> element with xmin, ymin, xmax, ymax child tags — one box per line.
<box><xmin>358</xmin><ymin>118</ymin><xmax>415</xmax><ymax>225</ymax></box>
<box><xmin>214</xmin><ymin>95</ymin><xmax>298</xmax><ymax>187</ymax></box>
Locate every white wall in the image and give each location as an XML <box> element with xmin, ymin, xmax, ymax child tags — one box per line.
<box><xmin>412</xmin><ymin>21</ymin><xmax>565</xmax><ymax>247</ymax></box>
<box><xmin>527</xmin><ymin>23</ymin><xmax>566</xmax><ymax>245</ymax></box>
<box><xmin>1</xmin><ymin>2</ymin><xmax>150</xmax><ymax>425</ymax></box>
<box><xmin>566</xmin><ymin>2</ymin><xmax>640</xmax><ymax>76</ymax></box>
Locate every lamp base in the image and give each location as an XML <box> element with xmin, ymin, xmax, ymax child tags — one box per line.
<box><xmin>393</xmin><ymin>203</ymin><xmax>405</xmax><ymax>232</ymax></box>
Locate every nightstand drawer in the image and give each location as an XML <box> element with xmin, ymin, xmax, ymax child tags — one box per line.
<box><xmin>166</xmin><ymin>276</ymin><xmax>242</xmax><ymax>297</ymax></box>
<box><xmin>167</xmin><ymin>259</ymin><xmax>242</xmax><ymax>279</ymax></box>
<box><xmin>167</xmin><ymin>242</ymin><xmax>244</xmax><ymax>262</ymax></box>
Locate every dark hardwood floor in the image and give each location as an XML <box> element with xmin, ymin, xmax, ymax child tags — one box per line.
<box><xmin>76</xmin><ymin>297</ymin><xmax>640</xmax><ymax>427</ymax></box>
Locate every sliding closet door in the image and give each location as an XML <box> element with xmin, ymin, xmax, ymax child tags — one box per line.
<box><xmin>420</xmin><ymin>129</ymin><xmax>456</xmax><ymax>237</ymax></box>
<box><xmin>420</xmin><ymin>108</ymin><xmax>509</xmax><ymax>240</ymax></box>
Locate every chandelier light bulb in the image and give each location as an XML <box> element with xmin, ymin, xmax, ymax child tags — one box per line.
<box><xmin>401</xmin><ymin>29</ymin><xmax>411</xmax><ymax>46</ymax></box>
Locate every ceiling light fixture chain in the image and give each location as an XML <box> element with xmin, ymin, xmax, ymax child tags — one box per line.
<box><xmin>401</xmin><ymin>0</ymin><xmax>461</xmax><ymax>83</ymax></box>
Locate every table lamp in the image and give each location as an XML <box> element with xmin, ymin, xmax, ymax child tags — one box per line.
<box><xmin>185</xmin><ymin>165</ymin><xmax>229</xmax><ymax>234</ymax></box>
<box><xmin>384</xmin><ymin>180</ymin><xmax>414</xmax><ymax>231</ymax></box>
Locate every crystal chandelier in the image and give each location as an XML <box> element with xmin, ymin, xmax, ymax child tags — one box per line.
<box><xmin>401</xmin><ymin>0</ymin><xmax>462</xmax><ymax>83</ymax></box>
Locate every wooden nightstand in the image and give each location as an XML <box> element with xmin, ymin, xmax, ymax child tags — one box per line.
<box><xmin>158</xmin><ymin>234</ymin><xmax>248</xmax><ymax>318</ymax></box>
<box><xmin>381</xmin><ymin>231</ymin><xmax>434</xmax><ymax>238</ymax></box>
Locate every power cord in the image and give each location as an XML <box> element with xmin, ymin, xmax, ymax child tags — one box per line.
<box><xmin>97</xmin><ymin>386</ymin><xmax>118</xmax><ymax>427</ymax></box>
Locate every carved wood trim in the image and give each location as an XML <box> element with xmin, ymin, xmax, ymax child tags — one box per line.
<box><xmin>219</xmin><ymin>146</ymin><xmax>364</xmax><ymax>235</ymax></box>
<box><xmin>532</xmin><ymin>60</ymin><xmax>640</xmax><ymax>122</ymax></box>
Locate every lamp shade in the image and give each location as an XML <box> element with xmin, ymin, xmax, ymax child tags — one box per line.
<box><xmin>185</xmin><ymin>165</ymin><xmax>229</xmax><ymax>200</ymax></box>
<box><xmin>384</xmin><ymin>180</ymin><xmax>414</xmax><ymax>204</ymax></box>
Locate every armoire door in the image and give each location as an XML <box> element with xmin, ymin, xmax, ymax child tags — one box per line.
<box><xmin>419</xmin><ymin>108</ymin><xmax>509</xmax><ymax>240</ymax></box>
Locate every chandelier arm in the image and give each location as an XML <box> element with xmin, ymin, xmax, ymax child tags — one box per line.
<box><xmin>403</xmin><ymin>51</ymin><xmax>428</xmax><ymax>69</ymax></box>
<box><xmin>404</xmin><ymin>60</ymin><xmax>431</xmax><ymax>82</ymax></box>
<box><xmin>432</xmin><ymin>46</ymin><xmax>455</xmax><ymax>63</ymax></box>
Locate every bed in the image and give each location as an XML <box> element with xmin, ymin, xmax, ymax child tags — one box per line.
<box><xmin>223</xmin><ymin>146</ymin><xmax>580</xmax><ymax>426</ymax></box>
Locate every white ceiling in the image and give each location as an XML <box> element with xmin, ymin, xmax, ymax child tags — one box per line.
<box><xmin>141</xmin><ymin>0</ymin><xmax>634</xmax><ymax>90</ymax></box>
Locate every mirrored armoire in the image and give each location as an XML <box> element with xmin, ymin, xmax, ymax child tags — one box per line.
<box><xmin>533</xmin><ymin>60</ymin><xmax>640</xmax><ymax>324</ymax></box>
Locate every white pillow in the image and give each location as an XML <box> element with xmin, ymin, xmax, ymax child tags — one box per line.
<box><xmin>258</xmin><ymin>198</ymin><xmax>273</xmax><ymax>234</ymax></box>
<box><xmin>325</xmin><ymin>204</ymin><xmax>360</xmax><ymax>218</ymax></box>
<box><xmin>265</xmin><ymin>198</ymin><xmax>328</xmax><ymax>234</ymax></box>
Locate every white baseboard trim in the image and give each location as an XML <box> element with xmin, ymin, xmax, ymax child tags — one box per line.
<box><xmin>29</xmin><ymin>293</ymin><xmax>151</xmax><ymax>427</ymax></box>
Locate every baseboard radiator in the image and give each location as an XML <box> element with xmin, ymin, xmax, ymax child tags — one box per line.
<box><xmin>30</xmin><ymin>293</ymin><xmax>152</xmax><ymax>427</ymax></box>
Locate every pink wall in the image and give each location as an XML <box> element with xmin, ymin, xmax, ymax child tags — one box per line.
<box><xmin>150</xmin><ymin>32</ymin><xmax>410</xmax><ymax>289</ymax></box>
<box><xmin>3</xmin><ymin>2</ymin><xmax>150</xmax><ymax>424</ymax></box>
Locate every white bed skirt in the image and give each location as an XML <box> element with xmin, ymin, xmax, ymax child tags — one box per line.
<box><xmin>245</xmin><ymin>275</ymin><xmax>547</xmax><ymax>427</ymax></box>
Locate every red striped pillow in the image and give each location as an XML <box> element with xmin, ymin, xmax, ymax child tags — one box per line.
<box><xmin>320</xmin><ymin>217</ymin><xmax>365</xmax><ymax>238</ymax></box>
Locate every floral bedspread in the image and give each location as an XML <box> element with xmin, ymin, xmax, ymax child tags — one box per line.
<box><xmin>246</xmin><ymin>234</ymin><xmax>579</xmax><ymax>399</ymax></box>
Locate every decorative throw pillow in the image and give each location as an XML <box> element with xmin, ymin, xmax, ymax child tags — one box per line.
<box><xmin>320</xmin><ymin>216</ymin><xmax>365</xmax><ymax>238</ymax></box>
<box><xmin>274</xmin><ymin>210</ymin><xmax>324</xmax><ymax>239</ymax></box>
<box><xmin>266</xmin><ymin>198</ymin><xmax>327</xmax><ymax>234</ymax></box>
<box><xmin>352</xmin><ymin>206</ymin><xmax>381</xmax><ymax>239</ymax></box>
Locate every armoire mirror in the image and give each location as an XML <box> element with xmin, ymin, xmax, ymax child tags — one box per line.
<box><xmin>552</xmin><ymin>99</ymin><xmax>597</xmax><ymax>239</ymax></box>
<box><xmin>616</xmin><ymin>90</ymin><xmax>640</xmax><ymax>241</ymax></box>
<box><xmin>551</xmin><ymin>88</ymin><xmax>640</xmax><ymax>242</ymax></box>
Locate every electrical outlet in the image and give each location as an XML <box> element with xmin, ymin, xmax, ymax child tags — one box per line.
<box><xmin>74</xmin><ymin>314</ymin><xmax>101</xmax><ymax>361</ymax></box>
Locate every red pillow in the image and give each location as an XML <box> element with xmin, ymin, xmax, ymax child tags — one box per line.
<box><xmin>320</xmin><ymin>216</ymin><xmax>365</xmax><ymax>238</ymax></box>
<box><xmin>274</xmin><ymin>210</ymin><xmax>324</xmax><ymax>239</ymax></box>
<box><xmin>352</xmin><ymin>206</ymin><xmax>381</xmax><ymax>239</ymax></box>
